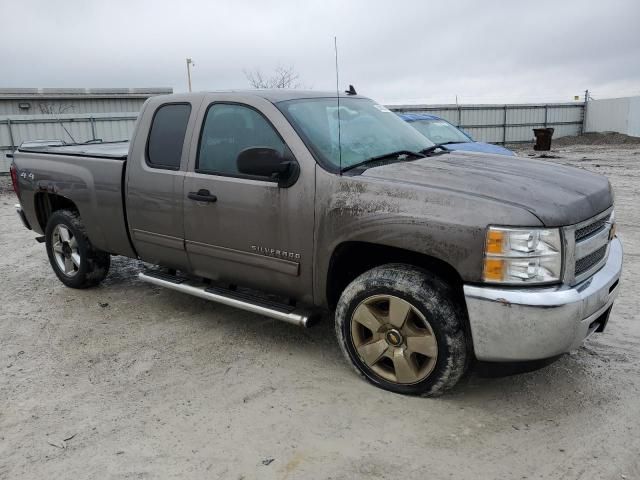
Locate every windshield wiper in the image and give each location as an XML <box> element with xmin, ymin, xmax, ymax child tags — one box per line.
<box><xmin>420</xmin><ymin>145</ymin><xmax>451</xmax><ymax>155</ymax></box>
<box><xmin>341</xmin><ymin>150</ymin><xmax>425</xmax><ymax>173</ymax></box>
<box><xmin>437</xmin><ymin>141</ymin><xmax>467</xmax><ymax>146</ymax></box>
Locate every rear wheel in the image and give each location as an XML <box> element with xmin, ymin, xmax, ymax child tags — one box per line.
<box><xmin>335</xmin><ymin>264</ymin><xmax>468</xmax><ymax>396</ymax></box>
<box><xmin>45</xmin><ymin>209</ymin><xmax>110</xmax><ymax>288</ymax></box>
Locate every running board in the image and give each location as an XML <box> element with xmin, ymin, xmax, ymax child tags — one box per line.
<box><xmin>138</xmin><ymin>271</ymin><xmax>320</xmax><ymax>328</ymax></box>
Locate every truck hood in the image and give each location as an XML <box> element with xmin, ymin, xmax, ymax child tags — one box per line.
<box><xmin>360</xmin><ymin>151</ymin><xmax>613</xmax><ymax>227</ymax></box>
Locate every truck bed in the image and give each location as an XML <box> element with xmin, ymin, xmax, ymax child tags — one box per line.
<box><xmin>17</xmin><ymin>140</ymin><xmax>129</xmax><ymax>160</ymax></box>
<box><xmin>12</xmin><ymin>142</ymin><xmax>136</xmax><ymax>258</ymax></box>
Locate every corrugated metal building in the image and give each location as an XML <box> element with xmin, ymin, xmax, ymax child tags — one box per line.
<box><xmin>1</xmin><ymin>88</ymin><xmax>171</xmax><ymax>172</ymax></box>
<box><xmin>0</xmin><ymin>88</ymin><xmax>171</xmax><ymax>115</ymax></box>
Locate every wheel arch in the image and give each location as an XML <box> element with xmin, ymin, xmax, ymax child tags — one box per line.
<box><xmin>326</xmin><ymin>241</ymin><xmax>466</xmax><ymax>310</ymax></box>
<box><xmin>34</xmin><ymin>192</ymin><xmax>79</xmax><ymax>231</ymax></box>
<box><xmin>325</xmin><ymin>241</ymin><xmax>474</xmax><ymax>358</ymax></box>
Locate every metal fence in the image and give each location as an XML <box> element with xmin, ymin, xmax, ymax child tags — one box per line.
<box><xmin>1</xmin><ymin>102</ymin><xmax>587</xmax><ymax>173</ymax></box>
<box><xmin>387</xmin><ymin>103</ymin><xmax>585</xmax><ymax>144</ymax></box>
<box><xmin>1</xmin><ymin>112</ymin><xmax>138</xmax><ymax>172</ymax></box>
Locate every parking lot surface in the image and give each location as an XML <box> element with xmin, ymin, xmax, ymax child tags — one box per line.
<box><xmin>1</xmin><ymin>140</ymin><xmax>639</xmax><ymax>479</ymax></box>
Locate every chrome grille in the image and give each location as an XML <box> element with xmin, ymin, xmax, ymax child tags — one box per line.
<box><xmin>575</xmin><ymin>215</ymin><xmax>610</xmax><ymax>242</ymax></box>
<box><xmin>568</xmin><ymin>209</ymin><xmax>613</xmax><ymax>284</ymax></box>
<box><xmin>575</xmin><ymin>245</ymin><xmax>607</xmax><ymax>276</ymax></box>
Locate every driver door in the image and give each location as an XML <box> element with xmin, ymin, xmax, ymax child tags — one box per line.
<box><xmin>183</xmin><ymin>95</ymin><xmax>315</xmax><ymax>303</ymax></box>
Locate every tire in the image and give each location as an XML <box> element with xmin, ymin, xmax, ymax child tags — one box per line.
<box><xmin>45</xmin><ymin>209</ymin><xmax>110</xmax><ymax>289</ymax></box>
<box><xmin>335</xmin><ymin>263</ymin><xmax>468</xmax><ymax>396</ymax></box>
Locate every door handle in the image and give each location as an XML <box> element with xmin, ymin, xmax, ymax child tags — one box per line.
<box><xmin>188</xmin><ymin>189</ymin><xmax>217</xmax><ymax>203</ymax></box>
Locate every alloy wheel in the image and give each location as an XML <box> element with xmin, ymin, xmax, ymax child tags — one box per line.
<box><xmin>350</xmin><ymin>294</ymin><xmax>438</xmax><ymax>384</ymax></box>
<box><xmin>52</xmin><ymin>224</ymin><xmax>80</xmax><ymax>277</ymax></box>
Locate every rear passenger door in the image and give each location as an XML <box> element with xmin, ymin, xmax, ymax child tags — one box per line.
<box><xmin>127</xmin><ymin>96</ymin><xmax>201</xmax><ymax>270</ymax></box>
<box><xmin>182</xmin><ymin>95</ymin><xmax>316</xmax><ymax>303</ymax></box>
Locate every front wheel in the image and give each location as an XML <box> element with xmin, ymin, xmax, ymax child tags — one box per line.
<box><xmin>335</xmin><ymin>264</ymin><xmax>468</xmax><ymax>396</ymax></box>
<box><xmin>45</xmin><ymin>209</ymin><xmax>110</xmax><ymax>288</ymax></box>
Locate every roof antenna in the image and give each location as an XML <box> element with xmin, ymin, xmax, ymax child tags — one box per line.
<box><xmin>345</xmin><ymin>85</ymin><xmax>357</xmax><ymax>95</ymax></box>
<box><xmin>334</xmin><ymin>36</ymin><xmax>343</xmax><ymax>175</ymax></box>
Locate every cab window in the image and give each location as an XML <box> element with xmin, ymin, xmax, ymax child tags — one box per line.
<box><xmin>197</xmin><ymin>104</ymin><xmax>286</xmax><ymax>176</ymax></box>
<box><xmin>147</xmin><ymin>103</ymin><xmax>191</xmax><ymax>169</ymax></box>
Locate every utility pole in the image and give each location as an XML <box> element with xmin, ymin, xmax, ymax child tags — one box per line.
<box><xmin>582</xmin><ymin>89</ymin><xmax>589</xmax><ymax>134</ymax></box>
<box><xmin>186</xmin><ymin>58</ymin><xmax>195</xmax><ymax>92</ymax></box>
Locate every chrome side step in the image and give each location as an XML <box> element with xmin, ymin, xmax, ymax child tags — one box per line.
<box><xmin>138</xmin><ymin>271</ymin><xmax>320</xmax><ymax>328</ymax></box>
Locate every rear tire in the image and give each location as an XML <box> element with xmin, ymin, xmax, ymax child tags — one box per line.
<box><xmin>335</xmin><ymin>264</ymin><xmax>468</xmax><ymax>396</ymax></box>
<box><xmin>45</xmin><ymin>209</ymin><xmax>110</xmax><ymax>288</ymax></box>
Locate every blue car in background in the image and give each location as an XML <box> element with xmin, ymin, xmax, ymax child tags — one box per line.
<box><xmin>399</xmin><ymin>113</ymin><xmax>515</xmax><ymax>156</ymax></box>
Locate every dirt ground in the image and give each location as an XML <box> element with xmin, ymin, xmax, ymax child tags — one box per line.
<box><xmin>1</xmin><ymin>139</ymin><xmax>639</xmax><ymax>479</ymax></box>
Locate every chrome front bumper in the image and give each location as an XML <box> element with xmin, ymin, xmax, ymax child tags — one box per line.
<box><xmin>464</xmin><ymin>237</ymin><xmax>623</xmax><ymax>362</ymax></box>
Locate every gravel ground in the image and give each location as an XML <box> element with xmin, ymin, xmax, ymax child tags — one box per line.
<box><xmin>1</xmin><ymin>140</ymin><xmax>639</xmax><ymax>479</ymax></box>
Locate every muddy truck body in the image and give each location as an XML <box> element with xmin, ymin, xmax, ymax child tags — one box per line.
<box><xmin>10</xmin><ymin>91</ymin><xmax>623</xmax><ymax>395</ymax></box>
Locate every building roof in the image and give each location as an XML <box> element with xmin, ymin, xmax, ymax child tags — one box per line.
<box><xmin>0</xmin><ymin>88</ymin><xmax>173</xmax><ymax>99</ymax></box>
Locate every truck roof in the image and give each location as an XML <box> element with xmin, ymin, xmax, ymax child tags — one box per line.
<box><xmin>242</xmin><ymin>89</ymin><xmax>366</xmax><ymax>103</ymax></box>
<box><xmin>156</xmin><ymin>89</ymin><xmax>367</xmax><ymax>103</ymax></box>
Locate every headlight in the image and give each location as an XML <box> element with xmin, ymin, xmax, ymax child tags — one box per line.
<box><xmin>483</xmin><ymin>227</ymin><xmax>562</xmax><ymax>284</ymax></box>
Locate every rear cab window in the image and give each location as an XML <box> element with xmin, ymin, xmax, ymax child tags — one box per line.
<box><xmin>146</xmin><ymin>103</ymin><xmax>192</xmax><ymax>169</ymax></box>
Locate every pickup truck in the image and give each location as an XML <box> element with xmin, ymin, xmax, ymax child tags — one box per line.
<box><xmin>10</xmin><ymin>90</ymin><xmax>623</xmax><ymax>396</ymax></box>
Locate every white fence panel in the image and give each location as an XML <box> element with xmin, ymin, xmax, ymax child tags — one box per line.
<box><xmin>585</xmin><ymin>96</ymin><xmax>640</xmax><ymax>137</ymax></box>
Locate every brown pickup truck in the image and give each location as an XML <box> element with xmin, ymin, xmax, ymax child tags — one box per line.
<box><xmin>9</xmin><ymin>90</ymin><xmax>623</xmax><ymax>396</ymax></box>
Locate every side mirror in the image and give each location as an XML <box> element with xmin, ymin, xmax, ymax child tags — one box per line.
<box><xmin>236</xmin><ymin>147</ymin><xmax>299</xmax><ymax>188</ymax></box>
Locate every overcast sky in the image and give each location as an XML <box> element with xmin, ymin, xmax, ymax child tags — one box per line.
<box><xmin>2</xmin><ymin>0</ymin><xmax>639</xmax><ymax>104</ymax></box>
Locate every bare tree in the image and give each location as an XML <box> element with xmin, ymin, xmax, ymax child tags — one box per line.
<box><xmin>38</xmin><ymin>102</ymin><xmax>77</xmax><ymax>142</ymax></box>
<box><xmin>38</xmin><ymin>102</ymin><xmax>75</xmax><ymax>115</ymax></box>
<box><xmin>244</xmin><ymin>65</ymin><xmax>303</xmax><ymax>89</ymax></box>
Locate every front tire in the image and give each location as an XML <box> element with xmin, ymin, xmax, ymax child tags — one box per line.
<box><xmin>335</xmin><ymin>264</ymin><xmax>468</xmax><ymax>396</ymax></box>
<box><xmin>45</xmin><ymin>209</ymin><xmax>110</xmax><ymax>289</ymax></box>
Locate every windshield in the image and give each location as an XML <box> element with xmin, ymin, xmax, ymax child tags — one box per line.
<box><xmin>409</xmin><ymin>119</ymin><xmax>471</xmax><ymax>145</ymax></box>
<box><xmin>277</xmin><ymin>98</ymin><xmax>435</xmax><ymax>170</ymax></box>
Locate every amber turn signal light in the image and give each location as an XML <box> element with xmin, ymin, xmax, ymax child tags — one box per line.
<box><xmin>485</xmin><ymin>229</ymin><xmax>504</xmax><ymax>254</ymax></box>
